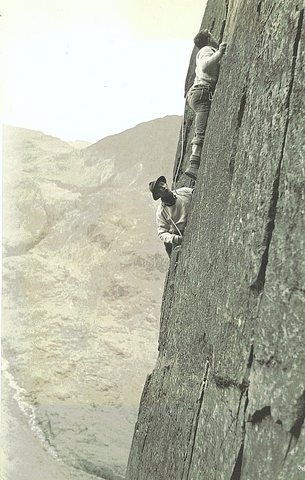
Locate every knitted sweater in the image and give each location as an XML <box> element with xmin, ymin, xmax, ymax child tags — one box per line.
<box><xmin>193</xmin><ymin>45</ymin><xmax>223</xmax><ymax>89</ymax></box>
<box><xmin>156</xmin><ymin>187</ymin><xmax>193</xmax><ymax>244</ymax></box>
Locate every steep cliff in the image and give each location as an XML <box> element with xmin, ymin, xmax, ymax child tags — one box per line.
<box><xmin>126</xmin><ymin>1</ymin><xmax>305</xmax><ymax>479</ymax></box>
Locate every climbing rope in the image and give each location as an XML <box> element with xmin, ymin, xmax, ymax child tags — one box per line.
<box><xmin>161</xmin><ymin>204</ymin><xmax>183</xmax><ymax>237</ymax></box>
<box><xmin>172</xmin><ymin>105</ymin><xmax>186</xmax><ymax>193</ymax></box>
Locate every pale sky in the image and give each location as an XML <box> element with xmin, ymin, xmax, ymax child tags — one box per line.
<box><xmin>1</xmin><ymin>0</ymin><xmax>206</xmax><ymax>142</ymax></box>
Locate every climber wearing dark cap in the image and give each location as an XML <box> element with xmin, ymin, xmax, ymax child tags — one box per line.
<box><xmin>149</xmin><ymin>176</ymin><xmax>193</xmax><ymax>257</ymax></box>
<box><xmin>185</xmin><ymin>29</ymin><xmax>227</xmax><ymax>180</ymax></box>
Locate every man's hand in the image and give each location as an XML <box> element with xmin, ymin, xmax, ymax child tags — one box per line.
<box><xmin>219</xmin><ymin>43</ymin><xmax>227</xmax><ymax>55</ymax></box>
<box><xmin>173</xmin><ymin>235</ymin><xmax>183</xmax><ymax>246</ymax></box>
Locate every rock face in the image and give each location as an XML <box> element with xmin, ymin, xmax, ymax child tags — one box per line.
<box><xmin>126</xmin><ymin>1</ymin><xmax>305</xmax><ymax>479</ymax></box>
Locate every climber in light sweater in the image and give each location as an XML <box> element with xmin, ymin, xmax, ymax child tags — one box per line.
<box><xmin>185</xmin><ymin>30</ymin><xmax>227</xmax><ymax>180</ymax></box>
<box><xmin>149</xmin><ymin>176</ymin><xmax>193</xmax><ymax>257</ymax></box>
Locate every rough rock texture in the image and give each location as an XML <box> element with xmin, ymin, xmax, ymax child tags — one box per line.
<box><xmin>126</xmin><ymin>1</ymin><xmax>305</xmax><ymax>479</ymax></box>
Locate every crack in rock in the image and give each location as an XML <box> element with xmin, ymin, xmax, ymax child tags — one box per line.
<box><xmin>219</xmin><ymin>0</ymin><xmax>230</xmax><ymax>43</ymax></box>
<box><xmin>213</xmin><ymin>374</ymin><xmax>249</xmax><ymax>391</ymax></box>
<box><xmin>229</xmin><ymin>344</ymin><xmax>254</xmax><ymax>479</ymax></box>
<box><xmin>284</xmin><ymin>390</ymin><xmax>305</xmax><ymax>461</ymax></box>
<box><xmin>237</xmin><ymin>90</ymin><xmax>247</xmax><ymax>128</ymax></box>
<box><xmin>182</xmin><ymin>361</ymin><xmax>210</xmax><ymax>480</ymax></box>
<box><xmin>257</xmin><ymin>0</ymin><xmax>262</xmax><ymax>16</ymax></box>
<box><xmin>228</xmin><ymin>76</ymin><xmax>249</xmax><ymax>177</ymax></box>
<box><xmin>290</xmin><ymin>390</ymin><xmax>305</xmax><ymax>441</ymax></box>
<box><xmin>250</xmin><ymin>8</ymin><xmax>304</xmax><ymax>297</ymax></box>
<box><xmin>230</xmin><ymin>392</ymin><xmax>249</xmax><ymax>480</ymax></box>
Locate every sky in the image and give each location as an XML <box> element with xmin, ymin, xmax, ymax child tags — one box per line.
<box><xmin>1</xmin><ymin>0</ymin><xmax>207</xmax><ymax>143</ymax></box>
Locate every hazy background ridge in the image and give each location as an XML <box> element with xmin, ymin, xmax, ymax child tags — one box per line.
<box><xmin>2</xmin><ymin>115</ymin><xmax>181</xmax><ymax>479</ymax></box>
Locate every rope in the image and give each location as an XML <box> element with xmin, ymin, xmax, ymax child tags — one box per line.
<box><xmin>172</xmin><ymin>104</ymin><xmax>186</xmax><ymax>194</ymax></box>
<box><xmin>161</xmin><ymin>205</ymin><xmax>183</xmax><ymax>237</ymax></box>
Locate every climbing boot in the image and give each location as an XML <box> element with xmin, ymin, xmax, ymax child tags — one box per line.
<box><xmin>191</xmin><ymin>144</ymin><xmax>202</xmax><ymax>156</ymax></box>
<box><xmin>185</xmin><ymin>156</ymin><xmax>200</xmax><ymax>180</ymax></box>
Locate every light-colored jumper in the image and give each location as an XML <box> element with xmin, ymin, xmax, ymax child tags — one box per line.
<box><xmin>193</xmin><ymin>46</ymin><xmax>223</xmax><ymax>88</ymax></box>
<box><xmin>156</xmin><ymin>187</ymin><xmax>193</xmax><ymax>244</ymax></box>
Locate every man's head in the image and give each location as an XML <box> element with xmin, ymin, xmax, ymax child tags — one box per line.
<box><xmin>194</xmin><ymin>29</ymin><xmax>218</xmax><ymax>49</ymax></box>
<box><xmin>149</xmin><ymin>176</ymin><xmax>172</xmax><ymax>201</ymax></box>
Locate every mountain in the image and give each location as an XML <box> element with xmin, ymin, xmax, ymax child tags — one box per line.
<box><xmin>83</xmin><ymin>115</ymin><xmax>182</xmax><ymax>181</ymax></box>
<box><xmin>68</xmin><ymin>140</ymin><xmax>92</xmax><ymax>149</ymax></box>
<box><xmin>2</xmin><ymin>116</ymin><xmax>182</xmax><ymax>479</ymax></box>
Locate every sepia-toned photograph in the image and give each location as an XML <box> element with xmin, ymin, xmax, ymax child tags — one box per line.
<box><xmin>1</xmin><ymin>0</ymin><xmax>305</xmax><ymax>479</ymax></box>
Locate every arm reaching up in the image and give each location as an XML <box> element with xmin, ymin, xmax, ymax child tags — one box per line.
<box><xmin>199</xmin><ymin>43</ymin><xmax>227</xmax><ymax>70</ymax></box>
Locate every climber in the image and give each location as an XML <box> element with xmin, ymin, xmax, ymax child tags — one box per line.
<box><xmin>184</xmin><ymin>30</ymin><xmax>227</xmax><ymax>180</ymax></box>
<box><xmin>149</xmin><ymin>176</ymin><xmax>193</xmax><ymax>257</ymax></box>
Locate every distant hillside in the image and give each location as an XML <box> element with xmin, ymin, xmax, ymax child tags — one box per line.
<box><xmin>68</xmin><ymin>140</ymin><xmax>92</xmax><ymax>149</ymax></box>
<box><xmin>2</xmin><ymin>116</ymin><xmax>181</xmax><ymax>479</ymax></box>
<box><xmin>3</xmin><ymin>116</ymin><xmax>181</xmax><ymax>194</ymax></box>
<box><xmin>83</xmin><ymin>115</ymin><xmax>182</xmax><ymax>181</ymax></box>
